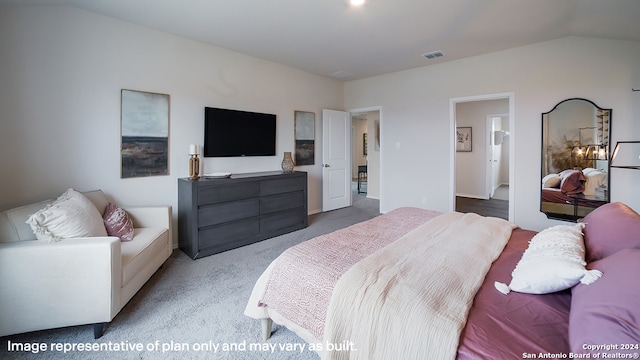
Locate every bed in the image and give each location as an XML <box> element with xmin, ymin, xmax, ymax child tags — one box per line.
<box><xmin>541</xmin><ymin>168</ymin><xmax>608</xmax><ymax>218</ymax></box>
<box><xmin>245</xmin><ymin>202</ymin><xmax>640</xmax><ymax>359</ymax></box>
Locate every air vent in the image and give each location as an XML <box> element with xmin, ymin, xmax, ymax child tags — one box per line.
<box><xmin>422</xmin><ymin>50</ymin><xmax>444</xmax><ymax>60</ymax></box>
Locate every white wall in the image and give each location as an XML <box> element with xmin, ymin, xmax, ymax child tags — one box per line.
<box><xmin>0</xmin><ymin>6</ymin><xmax>344</xmax><ymax>240</ymax></box>
<box><xmin>345</xmin><ymin>36</ymin><xmax>640</xmax><ymax>231</ymax></box>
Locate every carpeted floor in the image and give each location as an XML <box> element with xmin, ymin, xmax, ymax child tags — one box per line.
<box><xmin>1</xmin><ymin>191</ymin><xmax>379</xmax><ymax>360</ymax></box>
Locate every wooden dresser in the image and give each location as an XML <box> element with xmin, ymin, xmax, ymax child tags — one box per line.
<box><xmin>178</xmin><ymin>171</ymin><xmax>308</xmax><ymax>259</ymax></box>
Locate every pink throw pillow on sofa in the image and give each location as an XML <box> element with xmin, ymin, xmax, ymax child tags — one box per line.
<box><xmin>103</xmin><ymin>203</ymin><xmax>134</xmax><ymax>241</ymax></box>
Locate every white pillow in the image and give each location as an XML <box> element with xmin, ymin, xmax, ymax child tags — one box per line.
<box><xmin>582</xmin><ymin>168</ymin><xmax>607</xmax><ymax>196</ymax></box>
<box><xmin>495</xmin><ymin>223</ymin><xmax>602</xmax><ymax>295</ymax></box>
<box><xmin>26</xmin><ymin>188</ymin><xmax>108</xmax><ymax>243</ymax></box>
<box><xmin>542</xmin><ymin>173</ymin><xmax>561</xmax><ymax>188</ymax></box>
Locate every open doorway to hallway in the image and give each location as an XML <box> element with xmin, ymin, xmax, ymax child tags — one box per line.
<box><xmin>350</xmin><ymin>109</ymin><xmax>381</xmax><ymax>201</ymax></box>
<box><xmin>451</xmin><ymin>93</ymin><xmax>514</xmax><ymax>221</ymax></box>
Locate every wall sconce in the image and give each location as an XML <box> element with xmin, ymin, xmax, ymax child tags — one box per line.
<box><xmin>610</xmin><ymin>141</ymin><xmax>640</xmax><ymax>170</ymax></box>
<box><xmin>189</xmin><ymin>144</ymin><xmax>200</xmax><ymax>179</ymax></box>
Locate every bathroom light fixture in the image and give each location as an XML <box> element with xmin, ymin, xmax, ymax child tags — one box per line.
<box><xmin>351</xmin><ymin>0</ymin><xmax>365</xmax><ymax>5</ymax></box>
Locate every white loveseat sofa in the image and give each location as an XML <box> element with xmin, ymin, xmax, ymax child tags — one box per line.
<box><xmin>0</xmin><ymin>190</ymin><xmax>172</xmax><ymax>338</ymax></box>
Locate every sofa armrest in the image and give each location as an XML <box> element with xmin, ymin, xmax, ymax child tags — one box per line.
<box><xmin>0</xmin><ymin>237</ymin><xmax>122</xmax><ymax>337</ymax></box>
<box><xmin>123</xmin><ymin>206</ymin><xmax>172</xmax><ymax>229</ymax></box>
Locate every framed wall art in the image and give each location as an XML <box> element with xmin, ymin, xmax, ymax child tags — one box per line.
<box><xmin>456</xmin><ymin>126</ymin><xmax>472</xmax><ymax>152</ymax></box>
<box><xmin>121</xmin><ymin>89</ymin><xmax>170</xmax><ymax>178</ymax></box>
<box><xmin>294</xmin><ymin>111</ymin><xmax>315</xmax><ymax>165</ymax></box>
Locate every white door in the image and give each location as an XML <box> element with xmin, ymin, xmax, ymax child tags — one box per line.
<box><xmin>322</xmin><ymin>109</ymin><xmax>351</xmax><ymax>211</ymax></box>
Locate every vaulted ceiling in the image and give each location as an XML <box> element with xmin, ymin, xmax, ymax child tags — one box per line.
<box><xmin>3</xmin><ymin>0</ymin><xmax>640</xmax><ymax>80</ymax></box>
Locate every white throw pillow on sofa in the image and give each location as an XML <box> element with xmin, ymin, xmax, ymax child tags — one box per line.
<box><xmin>495</xmin><ymin>223</ymin><xmax>602</xmax><ymax>295</ymax></box>
<box><xmin>26</xmin><ymin>188</ymin><xmax>107</xmax><ymax>243</ymax></box>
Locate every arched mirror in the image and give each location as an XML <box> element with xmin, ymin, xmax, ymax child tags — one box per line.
<box><xmin>541</xmin><ymin>98</ymin><xmax>611</xmax><ymax>221</ymax></box>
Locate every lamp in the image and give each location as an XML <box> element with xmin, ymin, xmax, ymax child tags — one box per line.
<box><xmin>189</xmin><ymin>144</ymin><xmax>200</xmax><ymax>179</ymax></box>
<box><xmin>573</xmin><ymin>127</ymin><xmax>608</xmax><ymax>161</ymax></box>
<box><xmin>610</xmin><ymin>141</ymin><xmax>640</xmax><ymax>170</ymax></box>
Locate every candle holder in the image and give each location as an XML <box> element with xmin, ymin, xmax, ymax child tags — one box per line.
<box><xmin>189</xmin><ymin>144</ymin><xmax>200</xmax><ymax>179</ymax></box>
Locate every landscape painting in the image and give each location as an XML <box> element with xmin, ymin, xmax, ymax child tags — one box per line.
<box><xmin>294</xmin><ymin>111</ymin><xmax>315</xmax><ymax>165</ymax></box>
<box><xmin>121</xmin><ymin>89</ymin><xmax>170</xmax><ymax>178</ymax></box>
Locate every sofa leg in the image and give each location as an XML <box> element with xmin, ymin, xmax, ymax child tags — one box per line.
<box><xmin>94</xmin><ymin>323</ymin><xmax>106</xmax><ymax>339</ymax></box>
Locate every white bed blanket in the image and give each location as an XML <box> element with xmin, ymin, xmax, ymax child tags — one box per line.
<box><xmin>322</xmin><ymin>212</ymin><xmax>515</xmax><ymax>360</ymax></box>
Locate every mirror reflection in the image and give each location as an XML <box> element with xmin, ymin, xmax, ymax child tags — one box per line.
<box><xmin>541</xmin><ymin>98</ymin><xmax>611</xmax><ymax>221</ymax></box>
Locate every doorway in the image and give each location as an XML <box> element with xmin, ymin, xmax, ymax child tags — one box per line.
<box><xmin>487</xmin><ymin>114</ymin><xmax>510</xmax><ymax>201</ymax></box>
<box><xmin>349</xmin><ymin>108</ymin><xmax>381</xmax><ymax>202</ymax></box>
<box><xmin>450</xmin><ymin>93</ymin><xmax>514</xmax><ymax>221</ymax></box>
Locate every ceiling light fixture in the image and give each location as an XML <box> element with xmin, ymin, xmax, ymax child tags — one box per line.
<box><xmin>350</xmin><ymin>0</ymin><xmax>365</xmax><ymax>6</ymax></box>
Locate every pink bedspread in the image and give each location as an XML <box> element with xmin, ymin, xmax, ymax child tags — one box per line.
<box><xmin>258</xmin><ymin>207</ymin><xmax>441</xmax><ymax>341</ymax></box>
<box><xmin>457</xmin><ymin>228</ymin><xmax>571</xmax><ymax>358</ymax></box>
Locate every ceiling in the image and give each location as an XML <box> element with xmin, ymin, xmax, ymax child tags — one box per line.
<box><xmin>3</xmin><ymin>0</ymin><xmax>640</xmax><ymax>80</ymax></box>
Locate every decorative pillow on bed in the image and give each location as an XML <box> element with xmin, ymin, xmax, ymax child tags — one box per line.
<box><xmin>581</xmin><ymin>168</ymin><xmax>607</xmax><ymax>196</ymax></box>
<box><xmin>25</xmin><ymin>188</ymin><xmax>108</xmax><ymax>243</ymax></box>
<box><xmin>582</xmin><ymin>202</ymin><xmax>640</xmax><ymax>263</ymax></box>
<box><xmin>542</xmin><ymin>173</ymin><xmax>562</xmax><ymax>188</ymax></box>
<box><xmin>494</xmin><ymin>223</ymin><xmax>602</xmax><ymax>295</ymax></box>
<box><xmin>559</xmin><ymin>169</ymin><xmax>586</xmax><ymax>194</ymax></box>
<box><xmin>569</xmin><ymin>249</ymin><xmax>640</xmax><ymax>353</ymax></box>
<box><xmin>103</xmin><ymin>203</ymin><xmax>134</xmax><ymax>241</ymax></box>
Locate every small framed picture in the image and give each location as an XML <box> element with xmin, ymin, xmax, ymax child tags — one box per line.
<box><xmin>456</xmin><ymin>127</ymin><xmax>472</xmax><ymax>152</ymax></box>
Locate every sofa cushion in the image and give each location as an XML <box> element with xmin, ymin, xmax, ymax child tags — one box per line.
<box><xmin>121</xmin><ymin>228</ymin><xmax>169</xmax><ymax>287</ymax></box>
<box><xmin>26</xmin><ymin>189</ymin><xmax>107</xmax><ymax>243</ymax></box>
<box><xmin>0</xmin><ymin>200</ymin><xmax>53</xmax><ymax>243</ymax></box>
<box><xmin>83</xmin><ymin>190</ymin><xmax>109</xmax><ymax>216</ymax></box>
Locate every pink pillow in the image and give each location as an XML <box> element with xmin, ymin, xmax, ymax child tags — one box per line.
<box><xmin>582</xmin><ymin>202</ymin><xmax>640</xmax><ymax>262</ymax></box>
<box><xmin>559</xmin><ymin>170</ymin><xmax>585</xmax><ymax>194</ymax></box>
<box><xmin>569</xmin><ymin>249</ymin><xmax>640</xmax><ymax>355</ymax></box>
<box><xmin>103</xmin><ymin>203</ymin><xmax>134</xmax><ymax>241</ymax></box>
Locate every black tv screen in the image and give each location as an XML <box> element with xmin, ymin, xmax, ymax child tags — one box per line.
<box><xmin>203</xmin><ymin>107</ymin><xmax>277</xmax><ymax>157</ymax></box>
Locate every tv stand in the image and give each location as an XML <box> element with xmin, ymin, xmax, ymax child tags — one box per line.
<box><xmin>178</xmin><ymin>171</ymin><xmax>308</xmax><ymax>259</ymax></box>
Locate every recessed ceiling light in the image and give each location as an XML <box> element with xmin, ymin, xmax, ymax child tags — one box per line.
<box><xmin>350</xmin><ymin>0</ymin><xmax>365</xmax><ymax>6</ymax></box>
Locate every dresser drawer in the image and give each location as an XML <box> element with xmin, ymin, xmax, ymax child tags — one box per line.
<box><xmin>198</xmin><ymin>219</ymin><xmax>260</xmax><ymax>250</ymax></box>
<box><xmin>260</xmin><ymin>191</ymin><xmax>305</xmax><ymax>215</ymax></box>
<box><xmin>198</xmin><ymin>182</ymin><xmax>259</xmax><ymax>205</ymax></box>
<box><xmin>260</xmin><ymin>209</ymin><xmax>307</xmax><ymax>234</ymax></box>
<box><xmin>260</xmin><ymin>177</ymin><xmax>305</xmax><ymax>196</ymax></box>
<box><xmin>198</xmin><ymin>199</ymin><xmax>259</xmax><ymax>228</ymax></box>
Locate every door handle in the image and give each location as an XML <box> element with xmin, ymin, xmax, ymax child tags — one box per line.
<box><xmin>323</xmin><ymin>164</ymin><xmax>330</xmax><ymax>167</ymax></box>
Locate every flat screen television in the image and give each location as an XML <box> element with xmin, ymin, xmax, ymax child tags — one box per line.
<box><xmin>203</xmin><ymin>107</ymin><xmax>277</xmax><ymax>157</ymax></box>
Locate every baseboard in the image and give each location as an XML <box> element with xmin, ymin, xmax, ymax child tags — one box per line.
<box><xmin>456</xmin><ymin>193</ymin><xmax>489</xmax><ymax>200</ymax></box>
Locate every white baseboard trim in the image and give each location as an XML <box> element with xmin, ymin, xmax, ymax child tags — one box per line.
<box><xmin>456</xmin><ymin>193</ymin><xmax>489</xmax><ymax>200</ymax></box>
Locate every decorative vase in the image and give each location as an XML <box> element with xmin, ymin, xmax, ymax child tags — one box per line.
<box><xmin>281</xmin><ymin>152</ymin><xmax>295</xmax><ymax>173</ymax></box>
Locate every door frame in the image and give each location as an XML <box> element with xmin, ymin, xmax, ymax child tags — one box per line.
<box><xmin>449</xmin><ymin>92</ymin><xmax>515</xmax><ymax>222</ymax></box>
